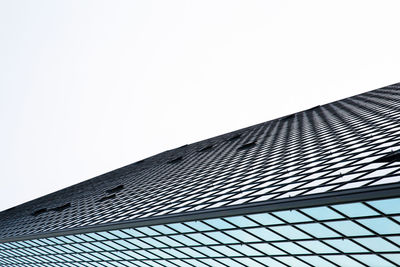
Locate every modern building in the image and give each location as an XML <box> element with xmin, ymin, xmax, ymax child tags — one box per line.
<box><xmin>1</xmin><ymin>83</ymin><xmax>400</xmax><ymax>266</ymax></box>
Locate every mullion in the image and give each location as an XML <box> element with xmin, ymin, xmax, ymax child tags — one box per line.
<box><xmin>326</xmin><ymin>205</ymin><xmax>400</xmax><ymax>267</ymax></box>
<box><xmin>224</xmin><ymin>215</ymin><xmax>326</xmax><ymax>267</ymax></box>
<box><xmin>245</xmin><ymin>212</ymin><xmax>341</xmax><ymax>267</ymax></box>
<box><xmin>179</xmin><ymin>219</ymin><xmax>261</xmax><ymax>267</ymax></box>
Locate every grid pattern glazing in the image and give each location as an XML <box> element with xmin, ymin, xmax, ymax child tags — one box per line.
<box><xmin>1</xmin><ymin>197</ymin><xmax>400</xmax><ymax>266</ymax></box>
<box><xmin>1</xmin><ymin>84</ymin><xmax>400</xmax><ymax>239</ymax></box>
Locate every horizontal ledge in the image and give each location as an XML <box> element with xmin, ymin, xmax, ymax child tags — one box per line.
<box><xmin>1</xmin><ymin>183</ymin><xmax>400</xmax><ymax>243</ymax></box>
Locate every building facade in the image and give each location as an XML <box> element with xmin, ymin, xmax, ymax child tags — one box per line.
<box><xmin>1</xmin><ymin>84</ymin><xmax>400</xmax><ymax>266</ymax></box>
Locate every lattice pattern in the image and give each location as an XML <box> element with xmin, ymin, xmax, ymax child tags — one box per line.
<box><xmin>1</xmin><ymin>197</ymin><xmax>400</xmax><ymax>266</ymax></box>
<box><xmin>0</xmin><ymin>84</ymin><xmax>400</xmax><ymax>240</ymax></box>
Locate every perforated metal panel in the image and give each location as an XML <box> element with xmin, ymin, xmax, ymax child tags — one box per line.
<box><xmin>1</xmin><ymin>83</ymin><xmax>400</xmax><ymax>266</ymax></box>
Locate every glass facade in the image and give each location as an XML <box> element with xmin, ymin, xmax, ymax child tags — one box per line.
<box><xmin>1</xmin><ymin>84</ymin><xmax>400</xmax><ymax>266</ymax></box>
<box><xmin>1</xmin><ymin>197</ymin><xmax>400</xmax><ymax>266</ymax></box>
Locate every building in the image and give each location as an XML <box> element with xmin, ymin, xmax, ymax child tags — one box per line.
<box><xmin>0</xmin><ymin>83</ymin><xmax>400</xmax><ymax>266</ymax></box>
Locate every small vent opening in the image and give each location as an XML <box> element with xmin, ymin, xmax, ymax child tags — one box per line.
<box><xmin>374</xmin><ymin>150</ymin><xmax>400</xmax><ymax>163</ymax></box>
<box><xmin>32</xmin><ymin>208</ymin><xmax>47</xmax><ymax>216</ymax></box>
<box><xmin>98</xmin><ymin>194</ymin><xmax>116</xmax><ymax>202</ymax></box>
<box><xmin>228</xmin><ymin>134</ymin><xmax>241</xmax><ymax>141</ymax></box>
<box><xmin>199</xmin><ymin>144</ymin><xmax>213</xmax><ymax>152</ymax></box>
<box><xmin>51</xmin><ymin>203</ymin><xmax>71</xmax><ymax>212</ymax></box>
<box><xmin>168</xmin><ymin>156</ymin><xmax>183</xmax><ymax>164</ymax></box>
<box><xmin>237</xmin><ymin>141</ymin><xmax>257</xmax><ymax>151</ymax></box>
<box><xmin>106</xmin><ymin>185</ymin><xmax>124</xmax><ymax>194</ymax></box>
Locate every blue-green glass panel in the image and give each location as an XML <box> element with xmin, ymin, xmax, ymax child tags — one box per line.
<box><xmin>383</xmin><ymin>254</ymin><xmax>400</xmax><ymax>265</ymax></box>
<box><xmin>297</xmin><ymin>240</ymin><xmax>337</xmax><ymax>254</ymax></box>
<box><xmin>368</xmin><ymin>198</ymin><xmax>400</xmax><ymax>215</ymax></box>
<box><xmin>97</xmin><ymin>231</ymin><xmax>118</xmax><ymax>240</ymax></box>
<box><xmin>276</xmin><ymin>256</ymin><xmax>311</xmax><ymax>267</ymax></box>
<box><xmin>141</xmin><ymin>237</ymin><xmax>165</xmax><ymax>248</ymax></box>
<box><xmin>161</xmin><ymin>248</ymin><xmax>186</xmax><ymax>258</ymax></box>
<box><xmin>273</xmin><ymin>210</ymin><xmax>312</xmax><ymax>223</ymax></box>
<box><xmin>128</xmin><ymin>239</ymin><xmax>152</xmax><ymax>249</ymax></box>
<box><xmin>301</xmin><ymin>206</ymin><xmax>343</xmax><ymax>220</ymax></box>
<box><xmin>177</xmin><ymin>247</ymin><xmax>203</xmax><ymax>258</ymax></box>
<box><xmin>114</xmin><ymin>240</ymin><xmax>139</xmax><ymax>250</ymax></box>
<box><xmin>324</xmin><ymin>255</ymin><xmax>364</xmax><ymax>267</ymax></box>
<box><xmin>247</xmin><ymin>213</ymin><xmax>284</xmax><ymax>225</ymax></box>
<box><xmin>388</xmin><ymin>236</ymin><xmax>400</xmax><ymax>246</ymax></box>
<box><xmin>122</xmin><ymin>229</ymin><xmax>145</xmax><ymax>237</ymax></box>
<box><xmin>166</xmin><ymin>223</ymin><xmax>194</xmax><ymax>233</ymax></box>
<box><xmin>136</xmin><ymin>227</ymin><xmax>159</xmax><ymax>236</ymax></box>
<box><xmin>225</xmin><ymin>229</ymin><xmax>260</xmax><ymax>242</ymax></box>
<box><xmin>154</xmin><ymin>236</ymin><xmax>181</xmax><ymax>247</ymax></box>
<box><xmin>324</xmin><ymin>239</ymin><xmax>367</xmax><ymax>253</ymax></box>
<box><xmin>170</xmin><ymin>235</ymin><xmax>199</xmax><ymax>246</ymax></box>
<box><xmin>325</xmin><ymin>221</ymin><xmax>372</xmax><ymax>236</ymax></box>
<box><xmin>109</xmin><ymin>230</ymin><xmax>131</xmax><ymax>239</ymax></box>
<box><xmin>354</xmin><ymin>237</ymin><xmax>399</xmax><ymax>252</ymax></box>
<box><xmin>352</xmin><ymin>254</ymin><xmax>395</xmax><ymax>267</ymax></box>
<box><xmin>151</xmin><ymin>225</ymin><xmax>176</xmax><ymax>235</ymax></box>
<box><xmin>332</xmin><ymin>202</ymin><xmax>378</xmax><ymax>217</ymax></box>
<box><xmin>358</xmin><ymin>217</ymin><xmax>400</xmax><ymax>234</ymax></box>
<box><xmin>225</xmin><ymin>216</ymin><xmax>257</xmax><ymax>227</ymax></box>
<box><xmin>184</xmin><ymin>221</ymin><xmax>213</xmax><ymax>231</ymax></box>
<box><xmin>204</xmin><ymin>231</ymin><xmax>238</xmax><ymax>244</ymax></box>
<box><xmin>269</xmin><ymin>225</ymin><xmax>311</xmax><ymax>240</ymax></box>
<box><xmin>212</xmin><ymin>245</ymin><xmax>241</xmax><ymax>257</ymax></box>
<box><xmin>236</xmin><ymin>257</ymin><xmax>264</xmax><ymax>267</ymax></box>
<box><xmin>86</xmin><ymin>233</ymin><xmax>106</xmax><ymax>241</ymax></box>
<box><xmin>298</xmin><ymin>256</ymin><xmax>336</xmax><ymax>267</ymax></box>
<box><xmin>203</xmin><ymin>218</ymin><xmax>235</xmax><ymax>230</ymax></box>
<box><xmin>250</xmin><ymin>243</ymin><xmax>284</xmax><ymax>255</ymax></box>
<box><xmin>247</xmin><ymin>227</ymin><xmax>284</xmax><ymax>241</ymax></box>
<box><xmin>297</xmin><ymin>223</ymin><xmax>339</xmax><ymax>238</ymax></box>
<box><xmin>186</xmin><ymin>233</ymin><xmax>218</xmax><ymax>245</ymax></box>
<box><xmin>275</xmin><ymin>242</ymin><xmax>311</xmax><ymax>254</ymax></box>
<box><xmin>193</xmin><ymin>246</ymin><xmax>222</xmax><ymax>257</ymax></box>
<box><xmin>229</xmin><ymin>244</ymin><xmax>262</xmax><ymax>256</ymax></box>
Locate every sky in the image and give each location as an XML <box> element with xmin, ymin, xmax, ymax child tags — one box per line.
<box><xmin>1</xmin><ymin>0</ymin><xmax>400</xmax><ymax>212</ymax></box>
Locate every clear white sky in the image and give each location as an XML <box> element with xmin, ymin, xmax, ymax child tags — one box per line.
<box><xmin>1</xmin><ymin>0</ymin><xmax>399</xmax><ymax>212</ymax></box>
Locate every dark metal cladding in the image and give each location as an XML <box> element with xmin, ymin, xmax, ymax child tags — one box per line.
<box><xmin>1</xmin><ymin>83</ymin><xmax>400</xmax><ymax>243</ymax></box>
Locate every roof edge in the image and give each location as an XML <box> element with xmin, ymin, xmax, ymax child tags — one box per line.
<box><xmin>2</xmin><ymin>182</ymin><xmax>400</xmax><ymax>243</ymax></box>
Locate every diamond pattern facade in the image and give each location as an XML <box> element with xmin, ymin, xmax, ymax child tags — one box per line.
<box><xmin>1</xmin><ymin>83</ymin><xmax>400</xmax><ymax>266</ymax></box>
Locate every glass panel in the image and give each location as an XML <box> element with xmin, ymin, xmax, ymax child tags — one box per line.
<box><xmin>354</xmin><ymin>237</ymin><xmax>399</xmax><ymax>252</ymax></box>
<box><xmin>203</xmin><ymin>218</ymin><xmax>235</xmax><ymax>230</ymax></box>
<box><xmin>247</xmin><ymin>227</ymin><xmax>284</xmax><ymax>241</ymax></box>
<box><xmin>358</xmin><ymin>218</ymin><xmax>400</xmax><ymax>234</ymax></box>
<box><xmin>298</xmin><ymin>256</ymin><xmax>336</xmax><ymax>267</ymax></box>
<box><xmin>352</xmin><ymin>254</ymin><xmax>395</xmax><ymax>267</ymax></box>
<box><xmin>225</xmin><ymin>229</ymin><xmax>260</xmax><ymax>243</ymax></box>
<box><xmin>247</xmin><ymin>213</ymin><xmax>284</xmax><ymax>225</ymax></box>
<box><xmin>324</xmin><ymin>239</ymin><xmax>367</xmax><ymax>253</ymax></box>
<box><xmin>325</xmin><ymin>221</ymin><xmax>372</xmax><ymax>236</ymax></box>
<box><xmin>332</xmin><ymin>203</ymin><xmax>379</xmax><ymax>217</ymax></box>
<box><xmin>269</xmin><ymin>225</ymin><xmax>311</xmax><ymax>240</ymax></box>
<box><xmin>323</xmin><ymin>255</ymin><xmax>364</xmax><ymax>267</ymax></box>
<box><xmin>301</xmin><ymin>206</ymin><xmax>343</xmax><ymax>220</ymax></box>
<box><xmin>272</xmin><ymin>210</ymin><xmax>312</xmax><ymax>223</ymax></box>
<box><xmin>2</xmin><ymin>197</ymin><xmax>400</xmax><ymax>266</ymax></box>
<box><xmin>225</xmin><ymin>216</ymin><xmax>257</xmax><ymax>227</ymax></box>
<box><xmin>297</xmin><ymin>223</ymin><xmax>340</xmax><ymax>238</ymax></box>
<box><xmin>368</xmin><ymin>198</ymin><xmax>400</xmax><ymax>214</ymax></box>
<box><xmin>250</xmin><ymin>243</ymin><xmax>284</xmax><ymax>255</ymax></box>
<box><xmin>297</xmin><ymin>240</ymin><xmax>338</xmax><ymax>254</ymax></box>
